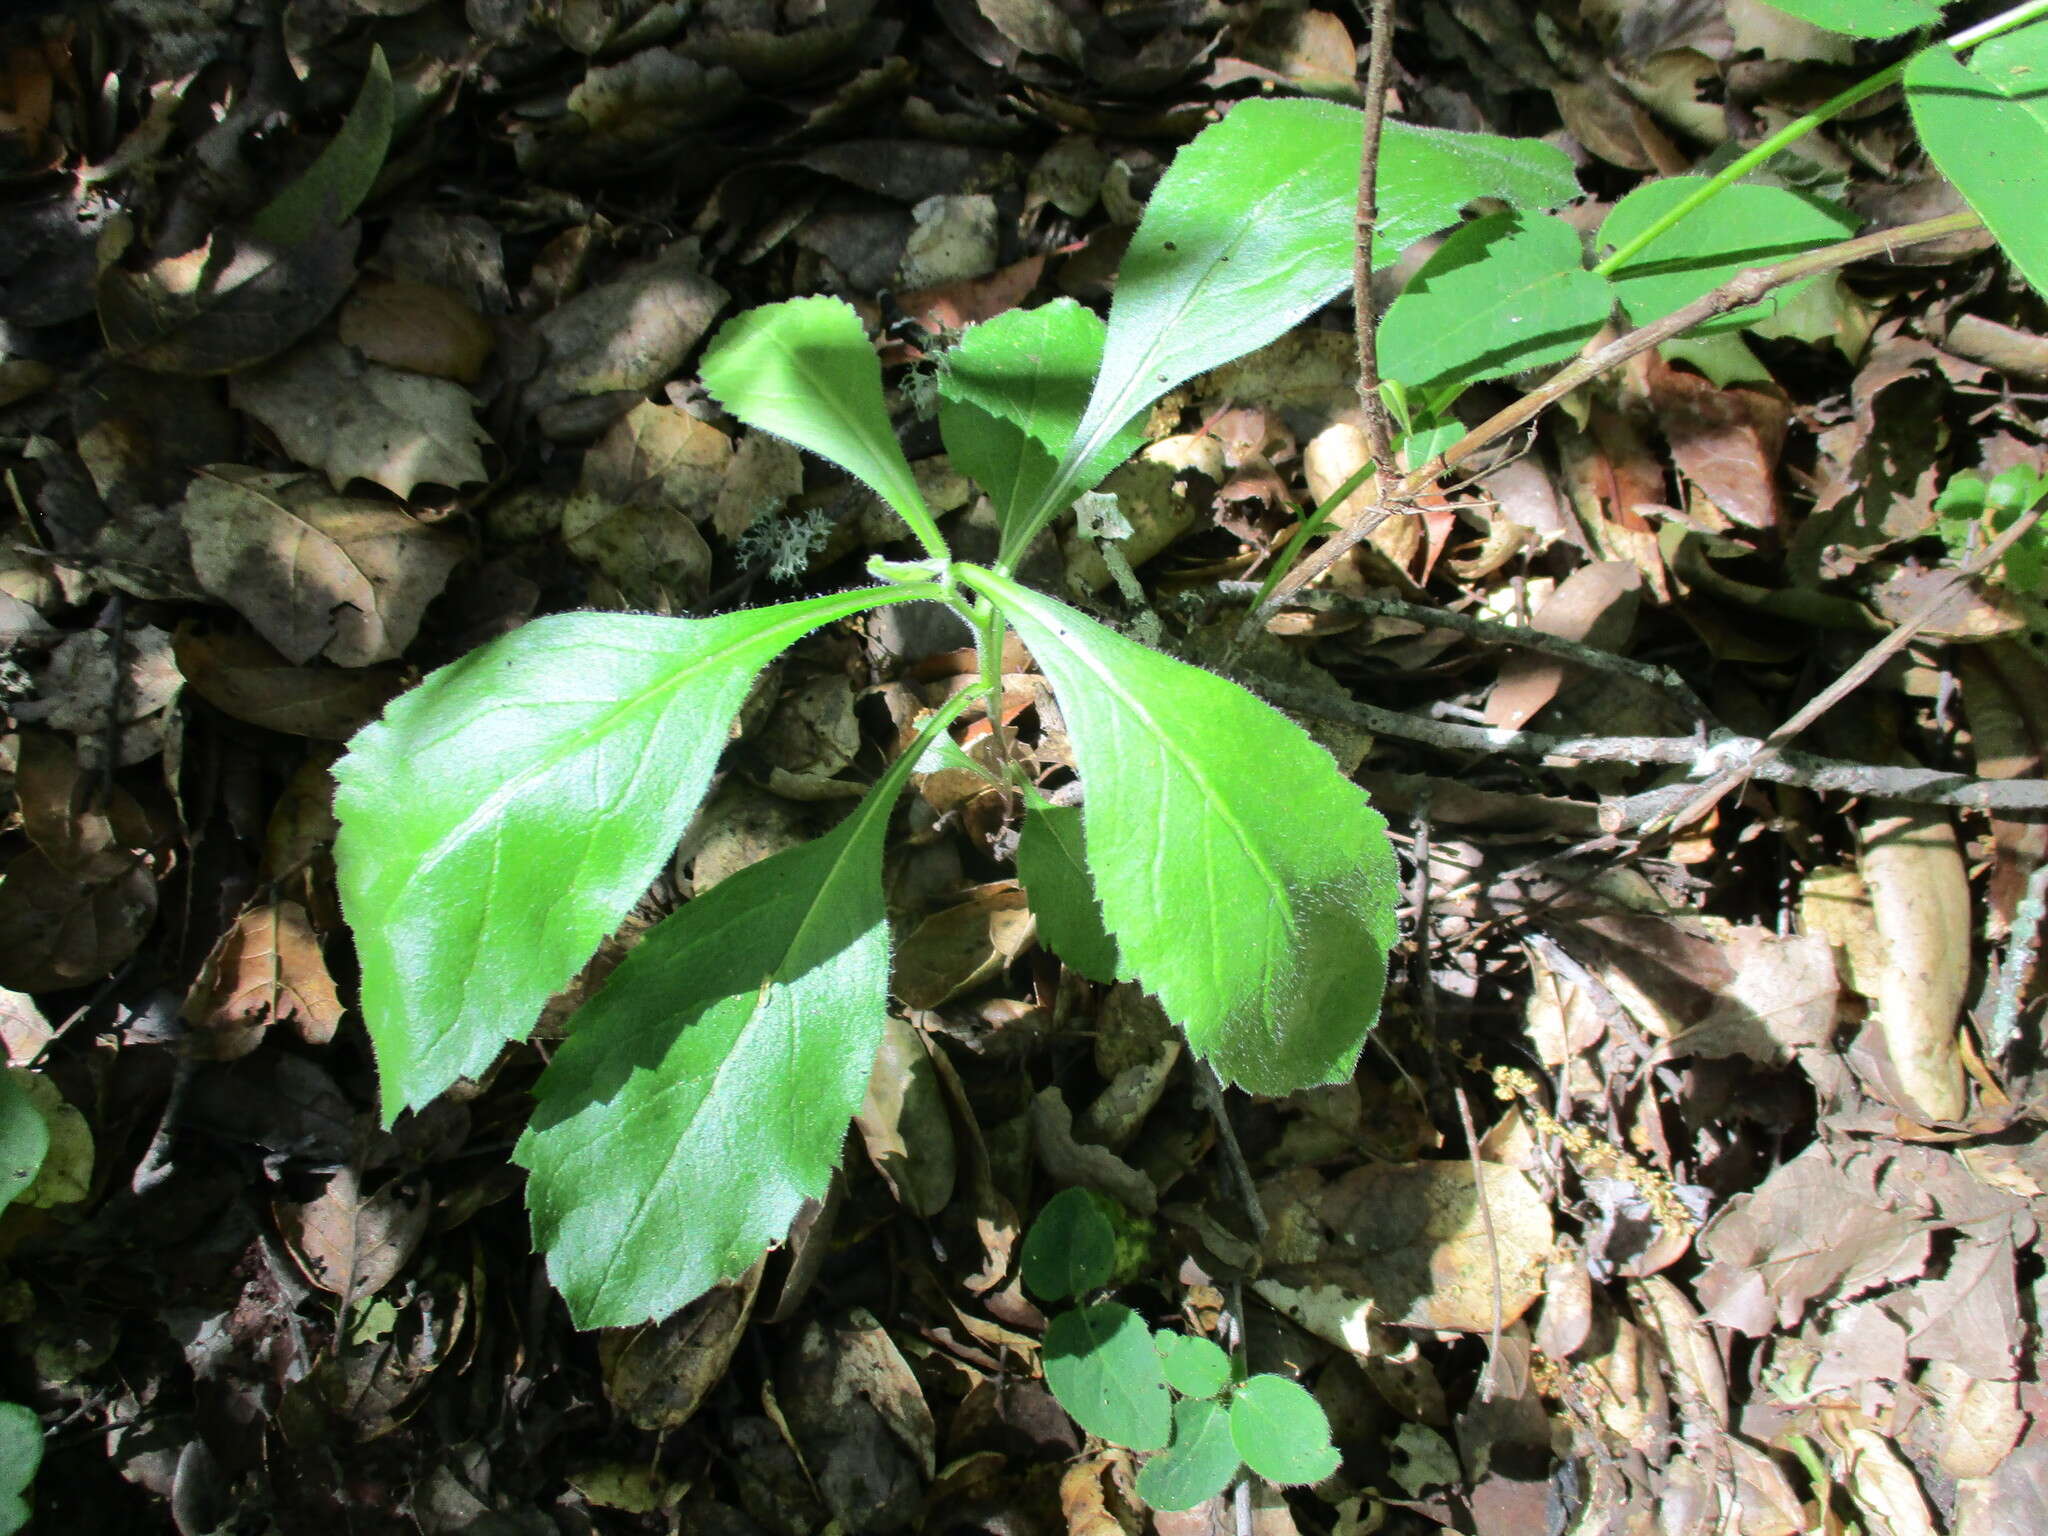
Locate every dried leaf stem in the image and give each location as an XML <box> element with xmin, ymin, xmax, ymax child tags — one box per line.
<box><xmin>1351</xmin><ymin>0</ymin><xmax>1399</xmax><ymax>501</ymax></box>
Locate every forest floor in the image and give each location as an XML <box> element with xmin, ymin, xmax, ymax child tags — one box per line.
<box><xmin>0</xmin><ymin>0</ymin><xmax>2045</xmax><ymax>1532</ymax></box>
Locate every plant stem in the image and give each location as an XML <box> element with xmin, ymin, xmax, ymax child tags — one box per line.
<box><xmin>972</xmin><ymin>594</ymin><xmax>1016</xmax><ymax>792</ymax></box>
<box><xmin>1352</xmin><ymin>0</ymin><xmax>1399</xmax><ymax>497</ymax></box>
<box><xmin>1254</xmin><ymin>209</ymin><xmax>1982</xmax><ymax>618</ymax></box>
<box><xmin>1591</xmin><ymin>0</ymin><xmax>2048</xmax><ymax>279</ymax></box>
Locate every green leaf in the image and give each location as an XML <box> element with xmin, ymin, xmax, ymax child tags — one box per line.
<box><xmin>700</xmin><ymin>297</ymin><xmax>944</xmax><ymax>558</ymax></box>
<box><xmin>1229</xmin><ymin>1375</ymin><xmax>1340</xmax><ymax>1486</ymax></box>
<box><xmin>1378</xmin><ymin>211</ymin><xmax>1611</xmax><ymax>390</ymax></box>
<box><xmin>515</xmin><ymin>696</ymin><xmax>949</xmax><ymax>1327</ymax></box>
<box><xmin>334</xmin><ymin>589</ymin><xmax>903</xmax><ymax>1119</ymax></box>
<box><xmin>1909</xmin><ymin>20</ymin><xmax>2048</xmax><ymax>301</ymax></box>
<box><xmin>0</xmin><ymin>1074</ymin><xmax>48</xmax><ymax>1218</ymax></box>
<box><xmin>1021</xmin><ymin>1185</ymin><xmax>1120</xmax><ymax>1300</ymax></box>
<box><xmin>938</xmin><ymin>301</ymin><xmax>1140</xmax><ymax>546</ymax></box>
<box><xmin>961</xmin><ymin>569</ymin><xmax>1401</xmax><ymax>1096</ymax></box>
<box><xmin>1155</xmin><ymin>1332</ymin><xmax>1233</xmax><ymax>1399</ymax></box>
<box><xmin>249</xmin><ymin>46</ymin><xmax>394</xmax><ymax>245</ymax></box>
<box><xmin>1136</xmin><ymin>1398</ymin><xmax>1241</xmax><ymax>1511</ymax></box>
<box><xmin>0</xmin><ymin>1403</ymin><xmax>36</xmax><ymax>1536</ymax></box>
<box><xmin>1756</xmin><ymin>0</ymin><xmax>1945</xmax><ymax>37</ymax></box>
<box><xmin>1015</xmin><ymin>803</ymin><xmax>1120</xmax><ymax>983</ymax></box>
<box><xmin>1600</xmin><ymin>179</ymin><xmax>1859</xmax><ymax>336</ymax></box>
<box><xmin>1044</xmin><ymin>1303</ymin><xmax>1172</xmax><ymax>1450</ymax></box>
<box><xmin>1008</xmin><ymin>100</ymin><xmax>1580</xmax><ymax>556</ymax></box>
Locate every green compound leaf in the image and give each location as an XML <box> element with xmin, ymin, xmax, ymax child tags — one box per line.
<box><xmin>1044</xmin><ymin>1303</ymin><xmax>1172</xmax><ymax>1451</ymax></box>
<box><xmin>961</xmin><ymin>569</ymin><xmax>1401</xmax><ymax>1096</ymax></box>
<box><xmin>937</xmin><ymin>301</ymin><xmax>1138</xmax><ymax>547</ymax></box>
<box><xmin>250</xmin><ymin>46</ymin><xmax>393</xmax><ymax>245</ymax></box>
<box><xmin>1378</xmin><ymin>211</ymin><xmax>1611</xmax><ymax>390</ymax></box>
<box><xmin>1009</xmin><ymin>100</ymin><xmax>1579</xmax><ymax>555</ymax></box>
<box><xmin>1015</xmin><ymin>803</ymin><xmax>1119</xmax><ymax>983</ymax></box>
<box><xmin>1600</xmin><ymin>179</ymin><xmax>1859</xmax><ymax>336</ymax></box>
<box><xmin>334</xmin><ymin>589</ymin><xmax>903</xmax><ymax>1119</ymax></box>
<box><xmin>1756</xmin><ymin>0</ymin><xmax>1945</xmax><ymax>37</ymax></box>
<box><xmin>1229</xmin><ymin>1375</ymin><xmax>1340</xmax><ymax>1487</ymax></box>
<box><xmin>701</xmin><ymin>296</ymin><xmax>944</xmax><ymax>557</ymax></box>
<box><xmin>0</xmin><ymin>1402</ymin><xmax>37</xmax><ymax>1536</ymax></box>
<box><xmin>0</xmin><ymin>1074</ymin><xmax>48</xmax><ymax>1218</ymax></box>
<box><xmin>1155</xmin><ymin>1332</ymin><xmax>1233</xmax><ymax>1399</ymax></box>
<box><xmin>1909</xmin><ymin>20</ymin><xmax>2048</xmax><ymax>302</ymax></box>
<box><xmin>515</xmin><ymin>703</ymin><xmax>944</xmax><ymax>1327</ymax></box>
<box><xmin>1021</xmin><ymin>1185</ymin><xmax>1120</xmax><ymax>1300</ymax></box>
<box><xmin>1136</xmin><ymin>1398</ymin><xmax>1241</xmax><ymax>1512</ymax></box>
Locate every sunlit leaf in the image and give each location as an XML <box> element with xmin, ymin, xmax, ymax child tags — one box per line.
<box><xmin>334</xmin><ymin>589</ymin><xmax>903</xmax><ymax>1118</ymax></box>
<box><xmin>1378</xmin><ymin>211</ymin><xmax>1610</xmax><ymax>389</ymax></box>
<box><xmin>700</xmin><ymin>297</ymin><xmax>943</xmax><ymax>555</ymax></box>
<box><xmin>963</xmin><ymin>570</ymin><xmax>1401</xmax><ymax>1094</ymax></box>
<box><xmin>1756</xmin><ymin>0</ymin><xmax>1945</xmax><ymax>37</ymax></box>
<box><xmin>1155</xmin><ymin>1332</ymin><xmax>1232</xmax><ymax>1399</ymax></box>
<box><xmin>1909</xmin><ymin>20</ymin><xmax>2048</xmax><ymax>301</ymax></box>
<box><xmin>1229</xmin><ymin>1375</ymin><xmax>1340</xmax><ymax>1486</ymax></box>
<box><xmin>1601</xmin><ymin>179</ymin><xmax>1859</xmax><ymax>336</ymax></box>
<box><xmin>515</xmin><ymin>711</ymin><xmax>938</xmax><ymax>1326</ymax></box>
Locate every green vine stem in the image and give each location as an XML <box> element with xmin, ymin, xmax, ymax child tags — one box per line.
<box><xmin>1592</xmin><ymin>0</ymin><xmax>2048</xmax><ymax>280</ymax></box>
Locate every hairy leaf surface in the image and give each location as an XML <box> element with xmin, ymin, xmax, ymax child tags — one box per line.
<box><xmin>1909</xmin><ymin>20</ymin><xmax>2048</xmax><ymax>301</ymax></box>
<box><xmin>1229</xmin><ymin>1375</ymin><xmax>1340</xmax><ymax>1486</ymax></box>
<box><xmin>963</xmin><ymin>570</ymin><xmax>1400</xmax><ymax>1094</ymax></box>
<box><xmin>1044</xmin><ymin>1303</ymin><xmax>1172</xmax><ymax>1450</ymax></box>
<box><xmin>700</xmin><ymin>296</ymin><xmax>942</xmax><ymax>554</ymax></box>
<box><xmin>1136</xmin><ymin>1398</ymin><xmax>1240</xmax><ymax>1511</ymax></box>
<box><xmin>937</xmin><ymin>301</ymin><xmax>1139</xmax><ymax>545</ymax></box>
<box><xmin>515</xmin><ymin>702</ymin><xmax>944</xmax><ymax>1326</ymax></box>
<box><xmin>334</xmin><ymin>590</ymin><xmax>902</xmax><ymax>1118</ymax></box>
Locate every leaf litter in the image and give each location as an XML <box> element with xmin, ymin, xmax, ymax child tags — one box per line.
<box><xmin>0</xmin><ymin>0</ymin><xmax>2046</xmax><ymax>1531</ymax></box>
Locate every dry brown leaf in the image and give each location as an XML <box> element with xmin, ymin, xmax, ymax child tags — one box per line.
<box><xmin>276</xmin><ymin>1165</ymin><xmax>431</xmax><ymax>1302</ymax></box>
<box><xmin>854</xmin><ymin>1014</ymin><xmax>956</xmax><ymax>1218</ymax></box>
<box><xmin>712</xmin><ymin>431</ymin><xmax>805</xmax><ymax>541</ymax></box>
<box><xmin>1645</xmin><ymin>353</ymin><xmax>1789</xmax><ymax>531</ymax></box>
<box><xmin>527</xmin><ymin>241</ymin><xmax>728</xmax><ymax>413</ymax></box>
<box><xmin>182</xmin><ymin>898</ymin><xmax>344</xmax><ymax>1058</ymax></box>
<box><xmin>181</xmin><ymin>467</ymin><xmax>468</xmax><ymax>667</ymax></box>
<box><xmin>894</xmin><ymin>883</ymin><xmax>1034</xmax><ymax>1009</ymax></box>
<box><xmin>97</xmin><ymin>225</ymin><xmax>359</xmax><ymax>376</ymax></box>
<box><xmin>599</xmin><ymin>1263</ymin><xmax>763</xmax><ymax>1432</ymax></box>
<box><xmin>174</xmin><ymin>628</ymin><xmax>401</xmax><ymax>741</ymax></box>
<box><xmin>1028</xmin><ymin>1087</ymin><xmax>1157</xmax><ymax>1214</ymax></box>
<box><xmin>1483</xmin><ymin>560</ymin><xmax>1641</xmax><ymax>731</ymax></box>
<box><xmin>337</xmin><ymin>277</ymin><xmax>495</xmax><ymax>383</ymax></box>
<box><xmin>230</xmin><ymin>337</ymin><xmax>491</xmax><ymax>498</ymax></box>
<box><xmin>0</xmin><ymin>846</ymin><xmax>157</xmax><ymax>993</ymax></box>
<box><xmin>13</xmin><ymin>623</ymin><xmax>182</xmax><ymax>770</ymax></box>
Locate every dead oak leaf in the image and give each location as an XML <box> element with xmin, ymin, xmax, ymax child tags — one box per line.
<box><xmin>230</xmin><ymin>336</ymin><xmax>490</xmax><ymax>498</ymax></box>
<box><xmin>183</xmin><ymin>898</ymin><xmax>345</xmax><ymax>1060</ymax></box>
<box><xmin>181</xmin><ymin>466</ymin><xmax>466</xmax><ymax>667</ymax></box>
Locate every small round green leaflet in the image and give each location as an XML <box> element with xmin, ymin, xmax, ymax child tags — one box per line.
<box><xmin>1135</xmin><ymin>1398</ymin><xmax>1241</xmax><ymax>1512</ymax></box>
<box><xmin>1043</xmin><ymin>1303</ymin><xmax>1172</xmax><ymax>1451</ymax></box>
<box><xmin>1155</xmin><ymin>1332</ymin><xmax>1233</xmax><ymax>1399</ymax></box>
<box><xmin>1021</xmin><ymin>1187</ymin><xmax>1120</xmax><ymax>1300</ymax></box>
<box><xmin>1228</xmin><ymin>1375</ymin><xmax>1340</xmax><ymax>1487</ymax></box>
<box><xmin>0</xmin><ymin>1401</ymin><xmax>40</xmax><ymax>1535</ymax></box>
<box><xmin>0</xmin><ymin>1074</ymin><xmax>48</xmax><ymax>1216</ymax></box>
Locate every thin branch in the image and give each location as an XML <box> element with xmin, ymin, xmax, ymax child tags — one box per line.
<box><xmin>1246</xmin><ymin>678</ymin><xmax>2048</xmax><ymax>812</ymax></box>
<box><xmin>1257</xmin><ymin>210</ymin><xmax>1986</xmax><ymax>618</ymax></box>
<box><xmin>1453</xmin><ymin>1084</ymin><xmax>1504</xmax><ymax>1401</ymax></box>
<box><xmin>1987</xmin><ymin>859</ymin><xmax>2048</xmax><ymax>1059</ymax></box>
<box><xmin>1211</xmin><ymin>581</ymin><xmax>1715</xmax><ymax>721</ymax></box>
<box><xmin>1351</xmin><ymin>0</ymin><xmax>1399</xmax><ymax>502</ymax></box>
<box><xmin>1651</xmin><ymin>498</ymin><xmax>2048</xmax><ymax>831</ymax></box>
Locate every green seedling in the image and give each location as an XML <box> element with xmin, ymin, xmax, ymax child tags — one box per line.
<box><xmin>330</xmin><ymin>0</ymin><xmax>2048</xmax><ymax>1338</ymax></box>
<box><xmin>0</xmin><ymin>1073</ymin><xmax>48</xmax><ymax>1534</ymax></box>
<box><xmin>332</xmin><ymin>96</ymin><xmax>1578</xmax><ymax>1329</ymax></box>
<box><xmin>1020</xmin><ymin>1189</ymin><xmax>1338</xmax><ymax>1511</ymax></box>
<box><xmin>1936</xmin><ymin>465</ymin><xmax>2048</xmax><ymax>593</ymax></box>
